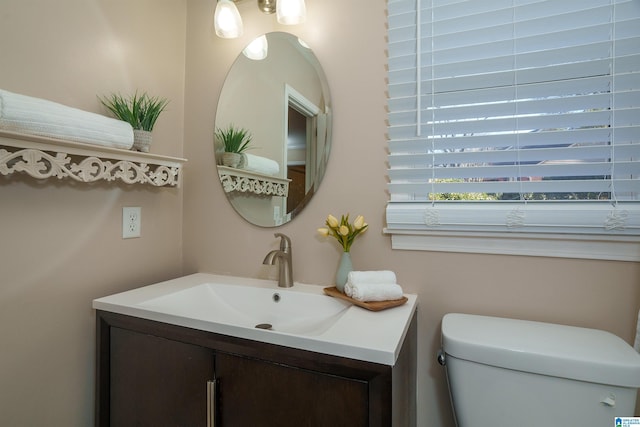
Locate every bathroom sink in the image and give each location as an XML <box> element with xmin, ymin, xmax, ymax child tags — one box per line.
<box><xmin>138</xmin><ymin>282</ymin><xmax>350</xmax><ymax>336</ymax></box>
<box><xmin>93</xmin><ymin>273</ymin><xmax>418</xmax><ymax>365</ymax></box>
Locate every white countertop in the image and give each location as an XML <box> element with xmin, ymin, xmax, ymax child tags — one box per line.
<box><xmin>93</xmin><ymin>273</ymin><xmax>417</xmax><ymax>366</ymax></box>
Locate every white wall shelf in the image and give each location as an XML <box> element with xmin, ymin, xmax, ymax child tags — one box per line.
<box><xmin>0</xmin><ymin>130</ymin><xmax>186</xmax><ymax>187</ymax></box>
<box><xmin>217</xmin><ymin>165</ymin><xmax>289</xmax><ymax>196</ymax></box>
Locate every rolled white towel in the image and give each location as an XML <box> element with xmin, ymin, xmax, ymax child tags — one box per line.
<box><xmin>345</xmin><ymin>282</ymin><xmax>404</xmax><ymax>302</ymax></box>
<box><xmin>0</xmin><ymin>89</ymin><xmax>134</xmax><ymax>149</ymax></box>
<box><xmin>347</xmin><ymin>270</ymin><xmax>397</xmax><ymax>286</ymax></box>
<box><xmin>239</xmin><ymin>153</ymin><xmax>280</xmax><ymax>176</ymax></box>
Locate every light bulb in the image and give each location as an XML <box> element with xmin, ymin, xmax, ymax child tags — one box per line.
<box><xmin>276</xmin><ymin>0</ymin><xmax>306</xmax><ymax>25</ymax></box>
<box><xmin>214</xmin><ymin>0</ymin><xmax>243</xmax><ymax>39</ymax></box>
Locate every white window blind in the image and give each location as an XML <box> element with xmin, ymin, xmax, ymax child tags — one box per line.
<box><xmin>386</xmin><ymin>0</ymin><xmax>640</xmax><ymax>245</ymax></box>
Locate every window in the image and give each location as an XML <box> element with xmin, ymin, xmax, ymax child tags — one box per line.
<box><xmin>386</xmin><ymin>0</ymin><xmax>640</xmax><ymax>260</ymax></box>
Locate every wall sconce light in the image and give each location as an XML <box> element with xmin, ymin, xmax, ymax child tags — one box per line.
<box><xmin>276</xmin><ymin>0</ymin><xmax>306</xmax><ymax>25</ymax></box>
<box><xmin>214</xmin><ymin>0</ymin><xmax>244</xmax><ymax>38</ymax></box>
<box><xmin>214</xmin><ymin>0</ymin><xmax>307</xmax><ymax>39</ymax></box>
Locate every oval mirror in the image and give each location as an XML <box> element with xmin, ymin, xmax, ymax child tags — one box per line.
<box><xmin>215</xmin><ymin>32</ymin><xmax>332</xmax><ymax>227</ymax></box>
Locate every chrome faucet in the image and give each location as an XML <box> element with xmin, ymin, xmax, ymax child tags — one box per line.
<box><xmin>262</xmin><ymin>233</ymin><xmax>293</xmax><ymax>288</ymax></box>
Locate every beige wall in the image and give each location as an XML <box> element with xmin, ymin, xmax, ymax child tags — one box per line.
<box><xmin>0</xmin><ymin>0</ymin><xmax>638</xmax><ymax>426</ymax></box>
<box><xmin>0</xmin><ymin>0</ymin><xmax>186</xmax><ymax>425</ymax></box>
<box><xmin>183</xmin><ymin>1</ymin><xmax>640</xmax><ymax>426</ymax></box>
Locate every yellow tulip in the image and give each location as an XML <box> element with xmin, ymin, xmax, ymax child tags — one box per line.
<box><xmin>327</xmin><ymin>214</ymin><xmax>339</xmax><ymax>228</ymax></box>
<box><xmin>318</xmin><ymin>212</ymin><xmax>367</xmax><ymax>252</ymax></box>
<box><xmin>317</xmin><ymin>227</ymin><xmax>329</xmax><ymax>236</ymax></box>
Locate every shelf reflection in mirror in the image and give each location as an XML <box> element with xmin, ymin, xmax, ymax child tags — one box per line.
<box><xmin>215</xmin><ymin>32</ymin><xmax>332</xmax><ymax>227</ymax></box>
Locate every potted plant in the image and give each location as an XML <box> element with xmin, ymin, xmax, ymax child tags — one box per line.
<box><xmin>99</xmin><ymin>91</ymin><xmax>169</xmax><ymax>152</ymax></box>
<box><xmin>215</xmin><ymin>124</ymin><xmax>253</xmax><ymax>168</ymax></box>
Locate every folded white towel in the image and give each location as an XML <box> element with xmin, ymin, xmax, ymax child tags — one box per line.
<box><xmin>346</xmin><ymin>270</ymin><xmax>397</xmax><ymax>286</ymax></box>
<box><xmin>345</xmin><ymin>282</ymin><xmax>404</xmax><ymax>302</ymax></box>
<box><xmin>239</xmin><ymin>153</ymin><xmax>280</xmax><ymax>176</ymax></box>
<box><xmin>344</xmin><ymin>270</ymin><xmax>403</xmax><ymax>302</ymax></box>
<box><xmin>0</xmin><ymin>89</ymin><xmax>134</xmax><ymax>149</ymax></box>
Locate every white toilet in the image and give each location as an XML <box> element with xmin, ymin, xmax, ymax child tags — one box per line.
<box><xmin>440</xmin><ymin>313</ymin><xmax>640</xmax><ymax>427</ymax></box>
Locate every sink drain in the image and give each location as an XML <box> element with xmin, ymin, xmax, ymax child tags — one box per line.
<box><xmin>255</xmin><ymin>323</ymin><xmax>273</xmax><ymax>330</ymax></box>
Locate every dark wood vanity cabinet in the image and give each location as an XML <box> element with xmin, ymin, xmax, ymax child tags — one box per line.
<box><xmin>96</xmin><ymin>310</ymin><xmax>417</xmax><ymax>427</ymax></box>
<box><xmin>108</xmin><ymin>327</ymin><xmax>214</xmax><ymax>426</ymax></box>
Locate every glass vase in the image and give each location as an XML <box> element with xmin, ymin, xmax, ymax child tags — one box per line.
<box><xmin>335</xmin><ymin>251</ymin><xmax>353</xmax><ymax>293</ymax></box>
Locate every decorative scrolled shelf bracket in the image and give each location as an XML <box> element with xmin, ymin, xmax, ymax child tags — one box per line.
<box><xmin>217</xmin><ymin>165</ymin><xmax>289</xmax><ymax>196</ymax></box>
<box><xmin>0</xmin><ymin>131</ymin><xmax>185</xmax><ymax>187</ymax></box>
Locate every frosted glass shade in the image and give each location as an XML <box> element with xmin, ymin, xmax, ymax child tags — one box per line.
<box><xmin>214</xmin><ymin>0</ymin><xmax>243</xmax><ymax>39</ymax></box>
<box><xmin>276</xmin><ymin>0</ymin><xmax>306</xmax><ymax>25</ymax></box>
<box><xmin>243</xmin><ymin>35</ymin><xmax>268</xmax><ymax>60</ymax></box>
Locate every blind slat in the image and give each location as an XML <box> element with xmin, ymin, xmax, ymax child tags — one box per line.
<box><xmin>389</xmin><ymin>144</ymin><xmax>633</xmax><ymax>167</ymax></box>
<box><xmin>389</xmin><ymin>179</ymin><xmax>638</xmax><ymax>197</ymax></box>
<box><xmin>389</xmin><ymin>160</ymin><xmax>638</xmax><ymax>182</ymax></box>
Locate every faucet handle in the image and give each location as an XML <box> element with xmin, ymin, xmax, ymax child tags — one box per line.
<box><xmin>274</xmin><ymin>233</ymin><xmax>291</xmax><ymax>251</ymax></box>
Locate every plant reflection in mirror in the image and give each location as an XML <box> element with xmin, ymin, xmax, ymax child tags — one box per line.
<box><xmin>215</xmin><ymin>124</ymin><xmax>254</xmax><ymax>153</ymax></box>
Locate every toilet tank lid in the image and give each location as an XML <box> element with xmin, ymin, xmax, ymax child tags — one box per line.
<box><xmin>442</xmin><ymin>313</ymin><xmax>640</xmax><ymax>388</ymax></box>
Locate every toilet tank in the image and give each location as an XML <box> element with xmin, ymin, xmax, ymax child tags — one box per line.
<box><xmin>441</xmin><ymin>313</ymin><xmax>640</xmax><ymax>427</ymax></box>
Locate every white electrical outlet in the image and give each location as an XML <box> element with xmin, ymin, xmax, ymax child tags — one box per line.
<box><xmin>122</xmin><ymin>207</ymin><xmax>141</xmax><ymax>239</ymax></box>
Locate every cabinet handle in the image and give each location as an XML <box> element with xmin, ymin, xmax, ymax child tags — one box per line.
<box><xmin>207</xmin><ymin>379</ymin><xmax>217</xmax><ymax>427</ymax></box>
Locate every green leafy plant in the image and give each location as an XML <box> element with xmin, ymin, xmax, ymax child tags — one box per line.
<box><xmin>215</xmin><ymin>125</ymin><xmax>253</xmax><ymax>153</ymax></box>
<box><xmin>98</xmin><ymin>91</ymin><xmax>169</xmax><ymax>131</ymax></box>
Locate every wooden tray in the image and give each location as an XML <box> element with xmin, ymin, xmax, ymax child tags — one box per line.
<box><xmin>323</xmin><ymin>287</ymin><xmax>408</xmax><ymax>312</ymax></box>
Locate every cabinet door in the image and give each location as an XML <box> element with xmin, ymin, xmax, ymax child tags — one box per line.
<box><xmin>110</xmin><ymin>327</ymin><xmax>215</xmax><ymax>426</ymax></box>
<box><xmin>215</xmin><ymin>351</ymin><xmax>369</xmax><ymax>427</ymax></box>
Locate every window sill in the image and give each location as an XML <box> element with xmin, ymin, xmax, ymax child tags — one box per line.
<box><xmin>383</xmin><ymin>229</ymin><xmax>640</xmax><ymax>262</ymax></box>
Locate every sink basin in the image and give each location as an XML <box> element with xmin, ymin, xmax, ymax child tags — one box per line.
<box><xmin>93</xmin><ymin>273</ymin><xmax>418</xmax><ymax>365</ymax></box>
<box><xmin>138</xmin><ymin>282</ymin><xmax>350</xmax><ymax>336</ymax></box>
